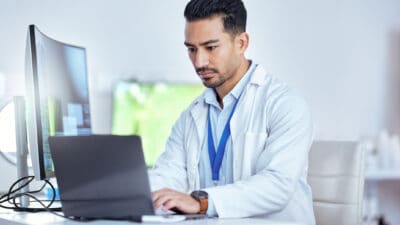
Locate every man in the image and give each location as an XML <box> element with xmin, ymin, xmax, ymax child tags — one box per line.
<box><xmin>150</xmin><ymin>0</ymin><xmax>315</xmax><ymax>224</ymax></box>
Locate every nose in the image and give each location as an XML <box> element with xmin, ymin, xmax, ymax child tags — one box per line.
<box><xmin>193</xmin><ymin>50</ymin><xmax>209</xmax><ymax>69</ymax></box>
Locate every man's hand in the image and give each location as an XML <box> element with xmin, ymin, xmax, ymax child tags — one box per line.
<box><xmin>152</xmin><ymin>188</ymin><xmax>200</xmax><ymax>214</ymax></box>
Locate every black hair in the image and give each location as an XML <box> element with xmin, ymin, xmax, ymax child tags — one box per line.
<box><xmin>184</xmin><ymin>0</ymin><xmax>247</xmax><ymax>36</ymax></box>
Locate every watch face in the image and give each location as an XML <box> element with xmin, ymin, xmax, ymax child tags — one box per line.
<box><xmin>191</xmin><ymin>190</ymin><xmax>208</xmax><ymax>199</ymax></box>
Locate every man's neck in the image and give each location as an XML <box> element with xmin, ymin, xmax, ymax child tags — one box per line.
<box><xmin>215</xmin><ymin>59</ymin><xmax>250</xmax><ymax>108</ymax></box>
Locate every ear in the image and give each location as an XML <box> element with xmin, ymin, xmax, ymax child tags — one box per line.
<box><xmin>235</xmin><ymin>32</ymin><xmax>249</xmax><ymax>54</ymax></box>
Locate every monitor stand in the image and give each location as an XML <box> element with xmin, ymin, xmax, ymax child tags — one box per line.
<box><xmin>14</xmin><ymin>96</ymin><xmax>29</xmax><ymax>207</ymax></box>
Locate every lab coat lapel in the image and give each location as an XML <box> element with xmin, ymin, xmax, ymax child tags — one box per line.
<box><xmin>190</xmin><ymin>98</ymin><xmax>208</xmax><ymax>144</ymax></box>
<box><xmin>230</xmin><ymin>65</ymin><xmax>266</xmax><ymax>181</ymax></box>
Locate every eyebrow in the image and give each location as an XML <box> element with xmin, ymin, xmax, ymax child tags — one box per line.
<box><xmin>184</xmin><ymin>39</ymin><xmax>220</xmax><ymax>47</ymax></box>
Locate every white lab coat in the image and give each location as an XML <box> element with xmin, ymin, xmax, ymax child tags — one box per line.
<box><xmin>149</xmin><ymin>64</ymin><xmax>315</xmax><ymax>225</ymax></box>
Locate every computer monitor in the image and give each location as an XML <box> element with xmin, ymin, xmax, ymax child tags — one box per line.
<box><xmin>112</xmin><ymin>81</ymin><xmax>204</xmax><ymax>167</ymax></box>
<box><xmin>25</xmin><ymin>25</ymin><xmax>92</xmax><ymax>180</ymax></box>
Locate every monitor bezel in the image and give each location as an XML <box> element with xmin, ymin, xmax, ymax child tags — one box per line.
<box><xmin>25</xmin><ymin>24</ymin><xmax>91</xmax><ymax>180</ymax></box>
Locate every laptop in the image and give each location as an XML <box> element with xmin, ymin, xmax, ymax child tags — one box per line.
<box><xmin>48</xmin><ymin>135</ymin><xmax>205</xmax><ymax>222</ymax></box>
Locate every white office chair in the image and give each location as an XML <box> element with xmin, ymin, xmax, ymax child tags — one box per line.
<box><xmin>308</xmin><ymin>141</ymin><xmax>365</xmax><ymax>225</ymax></box>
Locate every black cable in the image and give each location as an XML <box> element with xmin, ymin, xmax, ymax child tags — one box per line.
<box><xmin>0</xmin><ymin>176</ymin><xmax>34</xmax><ymax>204</ymax></box>
<box><xmin>27</xmin><ymin>182</ymin><xmax>47</xmax><ymax>195</ymax></box>
<box><xmin>0</xmin><ymin>176</ymin><xmax>36</xmax><ymax>209</ymax></box>
<box><xmin>0</xmin><ymin>176</ymin><xmax>61</xmax><ymax>212</ymax></box>
<box><xmin>12</xmin><ymin>192</ymin><xmax>89</xmax><ymax>222</ymax></box>
<box><xmin>0</xmin><ymin>175</ymin><xmax>102</xmax><ymax>222</ymax></box>
<box><xmin>11</xmin><ymin>178</ymin><xmax>56</xmax><ymax>210</ymax></box>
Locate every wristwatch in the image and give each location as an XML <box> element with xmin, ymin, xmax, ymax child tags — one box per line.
<box><xmin>190</xmin><ymin>190</ymin><xmax>208</xmax><ymax>214</ymax></box>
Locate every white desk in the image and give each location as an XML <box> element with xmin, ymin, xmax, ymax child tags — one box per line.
<box><xmin>0</xmin><ymin>209</ymin><xmax>301</xmax><ymax>225</ymax></box>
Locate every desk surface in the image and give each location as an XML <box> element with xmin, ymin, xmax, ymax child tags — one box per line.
<box><xmin>0</xmin><ymin>209</ymin><xmax>301</xmax><ymax>225</ymax></box>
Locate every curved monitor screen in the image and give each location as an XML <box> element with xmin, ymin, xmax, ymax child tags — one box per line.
<box><xmin>25</xmin><ymin>25</ymin><xmax>91</xmax><ymax>180</ymax></box>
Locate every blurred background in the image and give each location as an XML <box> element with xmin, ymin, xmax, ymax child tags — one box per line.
<box><xmin>0</xmin><ymin>0</ymin><xmax>399</xmax><ymax>224</ymax></box>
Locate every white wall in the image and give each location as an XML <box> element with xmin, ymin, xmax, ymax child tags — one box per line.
<box><xmin>248</xmin><ymin>0</ymin><xmax>400</xmax><ymax>141</ymax></box>
<box><xmin>1</xmin><ymin>0</ymin><xmax>400</xmax><ymax>140</ymax></box>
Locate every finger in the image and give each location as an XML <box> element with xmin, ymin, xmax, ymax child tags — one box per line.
<box><xmin>163</xmin><ymin>199</ymin><xmax>179</xmax><ymax>211</ymax></box>
<box><xmin>153</xmin><ymin>193</ymin><xmax>174</xmax><ymax>209</ymax></box>
<box><xmin>162</xmin><ymin>194</ymin><xmax>196</xmax><ymax>214</ymax></box>
<box><xmin>152</xmin><ymin>191</ymin><xmax>161</xmax><ymax>202</ymax></box>
<box><xmin>152</xmin><ymin>188</ymin><xmax>171</xmax><ymax>201</ymax></box>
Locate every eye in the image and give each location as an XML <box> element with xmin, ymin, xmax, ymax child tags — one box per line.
<box><xmin>207</xmin><ymin>46</ymin><xmax>218</xmax><ymax>51</ymax></box>
<box><xmin>187</xmin><ymin>47</ymin><xmax>196</xmax><ymax>53</ymax></box>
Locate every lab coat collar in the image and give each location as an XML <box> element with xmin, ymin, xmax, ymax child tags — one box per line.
<box><xmin>190</xmin><ymin>61</ymin><xmax>266</xmax><ymax>118</ymax></box>
<box><xmin>189</xmin><ymin>63</ymin><xmax>266</xmax><ymax>149</ymax></box>
<box><xmin>249</xmin><ymin>62</ymin><xmax>266</xmax><ymax>86</ymax></box>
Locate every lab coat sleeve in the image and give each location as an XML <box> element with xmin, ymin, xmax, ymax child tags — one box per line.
<box><xmin>204</xmin><ymin>94</ymin><xmax>314</xmax><ymax>218</ymax></box>
<box><xmin>148</xmin><ymin>110</ymin><xmax>189</xmax><ymax>192</ymax></box>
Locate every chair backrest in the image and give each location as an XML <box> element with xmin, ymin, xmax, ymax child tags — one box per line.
<box><xmin>307</xmin><ymin>141</ymin><xmax>365</xmax><ymax>225</ymax></box>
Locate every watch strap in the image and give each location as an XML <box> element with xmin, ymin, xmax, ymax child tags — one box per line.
<box><xmin>190</xmin><ymin>191</ymin><xmax>208</xmax><ymax>214</ymax></box>
<box><xmin>198</xmin><ymin>198</ymin><xmax>208</xmax><ymax>214</ymax></box>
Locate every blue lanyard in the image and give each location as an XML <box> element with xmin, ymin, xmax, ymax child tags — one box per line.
<box><xmin>207</xmin><ymin>95</ymin><xmax>242</xmax><ymax>181</ymax></box>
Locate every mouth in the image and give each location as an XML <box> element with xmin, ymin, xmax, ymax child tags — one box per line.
<box><xmin>197</xmin><ymin>67</ymin><xmax>218</xmax><ymax>79</ymax></box>
<box><xmin>198</xmin><ymin>71</ymin><xmax>215</xmax><ymax>79</ymax></box>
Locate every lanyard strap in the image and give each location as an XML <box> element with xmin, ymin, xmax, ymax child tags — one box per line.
<box><xmin>207</xmin><ymin>96</ymin><xmax>241</xmax><ymax>181</ymax></box>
